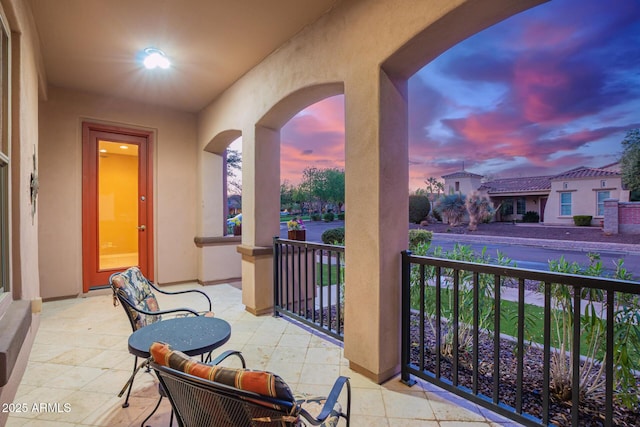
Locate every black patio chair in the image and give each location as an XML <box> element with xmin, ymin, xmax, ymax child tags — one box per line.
<box><xmin>142</xmin><ymin>346</ymin><xmax>246</xmax><ymax>427</ymax></box>
<box><xmin>149</xmin><ymin>341</ymin><xmax>351</xmax><ymax>427</ymax></box>
<box><xmin>110</xmin><ymin>266</ymin><xmax>214</xmax><ymax>408</ymax></box>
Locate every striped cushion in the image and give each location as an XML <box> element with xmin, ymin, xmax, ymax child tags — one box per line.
<box><xmin>150</xmin><ymin>342</ymin><xmax>295</xmax><ymax>403</ymax></box>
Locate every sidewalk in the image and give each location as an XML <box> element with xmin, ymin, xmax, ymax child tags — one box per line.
<box><xmin>432</xmin><ymin>232</ymin><xmax>640</xmax><ymax>255</ymax></box>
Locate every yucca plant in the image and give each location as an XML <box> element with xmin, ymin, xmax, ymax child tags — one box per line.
<box><xmin>434</xmin><ymin>193</ymin><xmax>466</xmax><ymax>226</ymax></box>
<box><xmin>546</xmin><ymin>254</ymin><xmax>640</xmax><ymax>409</ymax></box>
<box><xmin>465</xmin><ymin>192</ymin><xmax>493</xmax><ymax>231</ymax></box>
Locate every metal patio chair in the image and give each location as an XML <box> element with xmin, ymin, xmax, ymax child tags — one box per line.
<box><xmin>149</xmin><ymin>341</ymin><xmax>351</xmax><ymax>427</ymax></box>
<box><xmin>110</xmin><ymin>266</ymin><xmax>214</xmax><ymax>408</ymax></box>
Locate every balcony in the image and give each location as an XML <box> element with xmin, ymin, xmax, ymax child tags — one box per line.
<box><xmin>6</xmin><ymin>282</ymin><xmax>518</xmax><ymax>426</ymax></box>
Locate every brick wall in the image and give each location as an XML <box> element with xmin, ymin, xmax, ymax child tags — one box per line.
<box><xmin>619</xmin><ymin>202</ymin><xmax>640</xmax><ymax>234</ymax></box>
<box><xmin>604</xmin><ymin>200</ymin><xmax>640</xmax><ymax>234</ymax></box>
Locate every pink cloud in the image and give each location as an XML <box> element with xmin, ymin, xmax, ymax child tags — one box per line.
<box><xmin>281</xmin><ymin>95</ymin><xmax>345</xmax><ymax>184</ymax></box>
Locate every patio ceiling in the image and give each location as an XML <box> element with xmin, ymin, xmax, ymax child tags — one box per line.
<box><xmin>28</xmin><ymin>0</ymin><xmax>339</xmax><ymax>113</ymax></box>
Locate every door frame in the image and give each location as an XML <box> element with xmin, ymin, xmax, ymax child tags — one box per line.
<box><xmin>82</xmin><ymin>122</ymin><xmax>154</xmax><ymax>291</ymax></box>
<box><xmin>539</xmin><ymin>196</ymin><xmax>547</xmax><ymax>223</ymax></box>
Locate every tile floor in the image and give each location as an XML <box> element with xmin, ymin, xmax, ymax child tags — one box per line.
<box><xmin>6</xmin><ymin>282</ymin><xmax>523</xmax><ymax>427</ymax></box>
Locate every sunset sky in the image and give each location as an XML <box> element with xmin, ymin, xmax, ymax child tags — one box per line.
<box><xmin>278</xmin><ymin>0</ymin><xmax>640</xmax><ymax>191</ymax></box>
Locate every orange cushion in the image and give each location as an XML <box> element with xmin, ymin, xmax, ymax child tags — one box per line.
<box><xmin>150</xmin><ymin>342</ymin><xmax>294</xmax><ymax>403</ymax></box>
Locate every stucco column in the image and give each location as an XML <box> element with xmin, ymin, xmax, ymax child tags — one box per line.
<box><xmin>343</xmin><ymin>69</ymin><xmax>409</xmax><ymax>383</ymax></box>
<box><xmin>198</xmin><ymin>151</ymin><xmax>224</xmax><ymax>237</ymax></box>
<box><xmin>237</xmin><ymin>125</ymin><xmax>281</xmax><ymax>315</ymax></box>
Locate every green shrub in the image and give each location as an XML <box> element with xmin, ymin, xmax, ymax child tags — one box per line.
<box><xmin>323</xmin><ymin>212</ymin><xmax>335</xmax><ymax>222</ymax></box>
<box><xmin>573</xmin><ymin>215</ymin><xmax>592</xmax><ymax>226</ymax></box>
<box><xmin>310</xmin><ymin>213</ymin><xmax>321</xmax><ymax>221</ymax></box>
<box><xmin>409</xmin><ymin>229</ymin><xmax>432</xmax><ymax>250</ymax></box>
<box><xmin>522</xmin><ymin>211</ymin><xmax>540</xmax><ymax>223</ymax></box>
<box><xmin>409</xmin><ymin>195</ymin><xmax>430</xmax><ymax>224</ymax></box>
<box><xmin>337</xmin><ymin>212</ymin><xmax>345</xmax><ymax>220</ymax></box>
<box><xmin>321</xmin><ymin>227</ymin><xmax>345</xmax><ymax>245</ymax></box>
<box><xmin>434</xmin><ymin>194</ymin><xmax>466</xmax><ymax>226</ymax></box>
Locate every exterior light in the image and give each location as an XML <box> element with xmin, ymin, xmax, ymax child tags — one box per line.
<box><xmin>143</xmin><ymin>47</ymin><xmax>171</xmax><ymax>70</ymax></box>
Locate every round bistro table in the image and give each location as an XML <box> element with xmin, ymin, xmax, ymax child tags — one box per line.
<box><xmin>128</xmin><ymin>315</ymin><xmax>231</xmax><ymax>359</ymax></box>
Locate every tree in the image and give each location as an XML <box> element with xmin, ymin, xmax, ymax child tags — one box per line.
<box><xmin>226</xmin><ymin>149</ymin><xmax>242</xmax><ymax>195</ymax></box>
<box><xmin>409</xmin><ymin>195</ymin><xmax>430</xmax><ymax>224</ymax></box>
<box><xmin>299</xmin><ymin>167</ymin><xmax>345</xmax><ymax>213</ymax></box>
<box><xmin>620</xmin><ymin>128</ymin><xmax>640</xmax><ymax>197</ymax></box>
<box><xmin>280</xmin><ymin>181</ymin><xmax>295</xmax><ymax>212</ymax></box>
<box><xmin>323</xmin><ymin>168</ymin><xmax>345</xmax><ymax>212</ymax></box>
<box><xmin>423</xmin><ymin>177</ymin><xmax>444</xmax><ymax>221</ymax></box>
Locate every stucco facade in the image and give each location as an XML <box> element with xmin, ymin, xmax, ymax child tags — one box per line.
<box><xmin>1</xmin><ymin>0</ymin><xmax>547</xmax><ymax>413</ymax></box>
<box><xmin>444</xmin><ymin>165</ymin><xmax>628</xmax><ymax>225</ymax></box>
<box><xmin>545</xmin><ymin>173</ymin><xmax>628</xmax><ymax>226</ymax></box>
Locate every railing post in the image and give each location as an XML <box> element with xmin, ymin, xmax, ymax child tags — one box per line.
<box><xmin>273</xmin><ymin>237</ymin><xmax>280</xmax><ymax>317</ymax></box>
<box><xmin>400</xmin><ymin>250</ymin><xmax>416</xmax><ymax>386</ymax></box>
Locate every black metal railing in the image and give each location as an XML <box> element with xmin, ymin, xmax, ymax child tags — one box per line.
<box><xmin>273</xmin><ymin>237</ymin><xmax>344</xmax><ymax>341</ymax></box>
<box><xmin>401</xmin><ymin>250</ymin><xmax>640</xmax><ymax>427</ymax></box>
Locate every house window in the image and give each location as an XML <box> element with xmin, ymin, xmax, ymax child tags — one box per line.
<box><xmin>0</xmin><ymin>18</ymin><xmax>8</xmax><ymax>297</ymax></box>
<box><xmin>516</xmin><ymin>197</ymin><xmax>526</xmax><ymax>215</ymax></box>
<box><xmin>502</xmin><ymin>199</ymin><xmax>514</xmax><ymax>216</ymax></box>
<box><xmin>597</xmin><ymin>191</ymin><xmax>610</xmax><ymax>216</ymax></box>
<box><xmin>455</xmin><ymin>181</ymin><xmax>460</xmax><ymax>192</ymax></box>
<box><xmin>560</xmin><ymin>192</ymin><xmax>572</xmax><ymax>216</ymax></box>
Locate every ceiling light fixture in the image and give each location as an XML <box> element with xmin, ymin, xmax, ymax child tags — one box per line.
<box><xmin>143</xmin><ymin>47</ymin><xmax>171</xmax><ymax>70</ymax></box>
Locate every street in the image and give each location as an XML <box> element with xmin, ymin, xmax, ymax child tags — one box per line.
<box><xmin>280</xmin><ymin>220</ymin><xmax>640</xmax><ymax>279</ymax></box>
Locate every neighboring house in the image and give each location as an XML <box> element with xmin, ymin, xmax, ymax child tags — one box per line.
<box><xmin>442</xmin><ymin>170</ymin><xmax>484</xmax><ymax>195</ymax></box>
<box><xmin>478</xmin><ymin>175</ymin><xmax>552</xmax><ymax>222</ymax></box>
<box><xmin>442</xmin><ymin>163</ymin><xmax>629</xmax><ymax>225</ymax></box>
<box><xmin>544</xmin><ymin>164</ymin><xmax>629</xmax><ymax>225</ymax></box>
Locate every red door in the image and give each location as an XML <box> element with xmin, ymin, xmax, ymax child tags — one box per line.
<box><xmin>539</xmin><ymin>197</ymin><xmax>547</xmax><ymax>223</ymax></box>
<box><xmin>82</xmin><ymin>122</ymin><xmax>154</xmax><ymax>291</ymax></box>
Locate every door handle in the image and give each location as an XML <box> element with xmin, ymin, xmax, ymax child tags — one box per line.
<box><xmin>137</xmin><ymin>225</ymin><xmax>146</xmax><ymax>231</ymax></box>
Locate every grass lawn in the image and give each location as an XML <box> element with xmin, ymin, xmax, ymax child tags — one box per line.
<box><xmin>315</xmin><ymin>262</ymin><xmax>344</xmax><ymax>286</ymax></box>
<box><xmin>412</xmin><ymin>285</ymin><xmax>634</xmax><ymax>359</ymax></box>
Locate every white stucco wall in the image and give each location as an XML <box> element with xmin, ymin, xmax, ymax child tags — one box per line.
<box><xmin>38</xmin><ymin>87</ymin><xmax>199</xmax><ymax>297</ymax></box>
<box><xmin>0</xmin><ymin>0</ymin><xmax>44</xmax><ymax>416</ymax></box>
<box><xmin>545</xmin><ymin>176</ymin><xmax>627</xmax><ymax>225</ymax></box>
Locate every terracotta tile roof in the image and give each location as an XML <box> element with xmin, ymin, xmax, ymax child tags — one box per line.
<box><xmin>447</xmin><ymin>162</ymin><xmax>621</xmax><ymax>195</ymax></box>
<box><xmin>551</xmin><ymin>166</ymin><xmax>620</xmax><ymax>180</ymax></box>
<box><xmin>479</xmin><ymin>176</ymin><xmax>553</xmax><ymax>194</ymax></box>
<box><xmin>441</xmin><ymin>170</ymin><xmax>484</xmax><ymax>179</ymax></box>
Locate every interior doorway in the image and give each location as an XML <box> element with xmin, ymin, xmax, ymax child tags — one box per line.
<box><xmin>82</xmin><ymin>122</ymin><xmax>154</xmax><ymax>291</ymax></box>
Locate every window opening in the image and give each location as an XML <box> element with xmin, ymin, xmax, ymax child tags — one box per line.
<box><xmin>560</xmin><ymin>192</ymin><xmax>572</xmax><ymax>216</ymax></box>
<box><xmin>596</xmin><ymin>190</ymin><xmax>610</xmax><ymax>216</ymax></box>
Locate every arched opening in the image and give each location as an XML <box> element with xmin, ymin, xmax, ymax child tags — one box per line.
<box><xmin>280</xmin><ymin>94</ymin><xmax>345</xmax><ymax>238</ymax></box>
<box><xmin>407</xmin><ymin>0</ymin><xmax>638</xmax><ymax>227</ymax></box>
<box><xmin>254</xmin><ymin>82</ymin><xmax>345</xmax><ymax>241</ymax></box>
<box><xmin>203</xmin><ymin>129</ymin><xmax>242</xmax><ymax>236</ymax></box>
